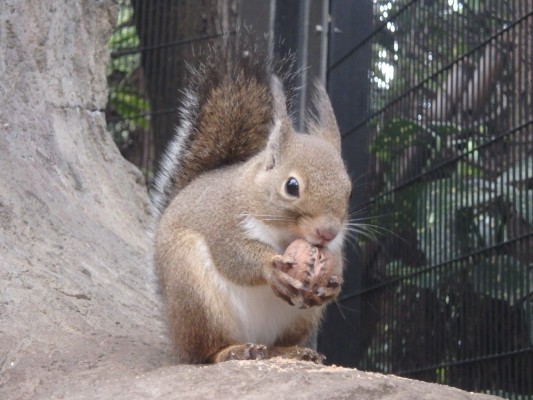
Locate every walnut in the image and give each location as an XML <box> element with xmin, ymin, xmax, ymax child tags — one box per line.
<box><xmin>280</xmin><ymin>239</ymin><xmax>341</xmax><ymax>307</ymax></box>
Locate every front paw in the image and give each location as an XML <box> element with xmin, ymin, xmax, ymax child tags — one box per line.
<box><xmin>269</xmin><ymin>255</ymin><xmax>310</xmax><ymax>308</ymax></box>
<box><xmin>212</xmin><ymin>343</ymin><xmax>269</xmax><ymax>362</ymax></box>
<box><xmin>282</xmin><ymin>346</ymin><xmax>326</xmax><ymax>364</ymax></box>
<box><xmin>269</xmin><ymin>240</ymin><xmax>342</xmax><ymax>308</ymax></box>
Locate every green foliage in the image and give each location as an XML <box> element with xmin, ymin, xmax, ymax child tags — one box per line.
<box><xmin>356</xmin><ymin>1</ymin><xmax>532</xmax><ymax>393</ymax></box>
<box><xmin>106</xmin><ymin>1</ymin><xmax>150</xmax><ymax>156</ymax></box>
<box><xmin>108</xmin><ymin>86</ymin><xmax>150</xmax><ymax>131</ymax></box>
<box><xmin>369</xmin><ymin>120</ymin><xmax>533</xmax><ymax>380</ymax></box>
<box><xmin>367</xmin><ymin>115</ymin><xmax>533</xmax><ymax>378</ymax></box>
<box><xmin>371</xmin><ymin>118</ymin><xmax>427</xmax><ymax>162</ymax></box>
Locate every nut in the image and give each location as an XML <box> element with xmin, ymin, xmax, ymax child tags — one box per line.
<box><xmin>282</xmin><ymin>239</ymin><xmax>341</xmax><ymax>304</ymax></box>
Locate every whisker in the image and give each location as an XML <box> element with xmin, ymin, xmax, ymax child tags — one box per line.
<box><xmin>338</xmin><ymin>225</ymin><xmax>377</xmax><ymax>244</ymax></box>
<box><xmin>345</xmin><ymin>227</ymin><xmax>378</xmax><ymax>241</ymax></box>
<box><xmin>349</xmin><ymin>181</ymin><xmax>369</xmax><ymax>191</ymax></box>
<box><xmin>344</xmin><ymin>220</ymin><xmax>408</xmax><ymax>244</ymax></box>
<box><xmin>348</xmin><ymin>207</ymin><xmax>399</xmax><ymax>221</ymax></box>
<box><xmin>349</xmin><ymin>171</ymin><xmax>369</xmax><ymax>186</ymax></box>
<box><xmin>348</xmin><ymin>205</ymin><xmax>373</xmax><ymax>217</ymax></box>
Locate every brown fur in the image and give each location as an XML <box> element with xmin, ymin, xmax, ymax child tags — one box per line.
<box><xmin>152</xmin><ymin>35</ymin><xmax>292</xmax><ymax>215</ymax></box>
<box><xmin>153</xmin><ymin>41</ymin><xmax>351</xmax><ymax>364</ymax></box>
<box><xmin>208</xmin><ymin>344</ymin><xmax>324</xmax><ymax>363</ymax></box>
<box><xmin>175</xmin><ymin>78</ymin><xmax>273</xmax><ymax>192</ymax></box>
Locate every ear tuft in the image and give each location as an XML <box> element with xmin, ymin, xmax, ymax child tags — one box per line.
<box><xmin>265</xmin><ymin>119</ymin><xmax>282</xmax><ymax>171</ymax></box>
<box><xmin>308</xmin><ymin>81</ymin><xmax>342</xmax><ymax>153</ymax></box>
<box><xmin>271</xmin><ymin>75</ymin><xmax>289</xmax><ymax>120</ymax></box>
<box><xmin>264</xmin><ymin>76</ymin><xmax>295</xmax><ymax>171</ymax></box>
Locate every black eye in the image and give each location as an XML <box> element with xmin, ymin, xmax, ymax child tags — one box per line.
<box><xmin>285</xmin><ymin>177</ymin><xmax>299</xmax><ymax>197</ymax></box>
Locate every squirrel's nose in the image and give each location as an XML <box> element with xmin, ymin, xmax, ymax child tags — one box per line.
<box><xmin>316</xmin><ymin>227</ymin><xmax>339</xmax><ymax>243</ymax></box>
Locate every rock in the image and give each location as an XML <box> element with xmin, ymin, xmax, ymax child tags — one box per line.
<box><xmin>0</xmin><ymin>1</ymin><xmax>167</xmax><ymax>399</ymax></box>
<box><xmin>33</xmin><ymin>360</ymin><xmax>502</xmax><ymax>400</ymax></box>
<box><xmin>0</xmin><ymin>1</ymin><xmax>502</xmax><ymax>399</ymax></box>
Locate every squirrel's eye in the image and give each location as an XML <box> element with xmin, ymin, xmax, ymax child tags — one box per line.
<box><xmin>285</xmin><ymin>177</ymin><xmax>299</xmax><ymax>198</ymax></box>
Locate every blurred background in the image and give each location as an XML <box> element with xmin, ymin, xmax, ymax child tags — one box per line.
<box><xmin>105</xmin><ymin>1</ymin><xmax>533</xmax><ymax>398</ymax></box>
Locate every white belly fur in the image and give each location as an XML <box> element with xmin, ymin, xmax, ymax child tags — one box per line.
<box><xmin>224</xmin><ymin>278</ymin><xmax>315</xmax><ymax>345</ymax></box>
<box><xmin>196</xmin><ymin>236</ymin><xmax>316</xmax><ymax>345</ymax></box>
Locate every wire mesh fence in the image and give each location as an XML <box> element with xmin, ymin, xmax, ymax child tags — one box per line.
<box><xmin>105</xmin><ymin>0</ymin><xmax>236</xmax><ymax>183</ymax></box>
<box><xmin>329</xmin><ymin>0</ymin><xmax>533</xmax><ymax>397</ymax></box>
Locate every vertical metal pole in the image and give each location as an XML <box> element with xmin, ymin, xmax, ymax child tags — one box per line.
<box><xmin>318</xmin><ymin>0</ymin><xmax>373</xmax><ymax>367</ymax></box>
<box><xmin>319</xmin><ymin>0</ymin><xmax>330</xmax><ymax>86</ymax></box>
<box><xmin>297</xmin><ymin>0</ymin><xmax>310</xmax><ymax>131</ymax></box>
<box><xmin>268</xmin><ymin>0</ymin><xmax>276</xmax><ymax>61</ymax></box>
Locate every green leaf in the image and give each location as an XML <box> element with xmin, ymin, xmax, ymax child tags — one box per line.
<box><xmin>370</xmin><ymin>118</ymin><xmax>426</xmax><ymax>161</ymax></box>
<box><xmin>427</xmin><ymin>122</ymin><xmax>461</xmax><ymax>138</ymax></box>
<box><xmin>110</xmin><ymin>53</ymin><xmax>140</xmax><ymax>74</ymax></box>
<box><xmin>110</xmin><ymin>26</ymin><xmax>140</xmax><ymax>49</ymax></box>
<box><xmin>109</xmin><ymin>87</ymin><xmax>150</xmax><ymax>130</ymax></box>
<box><xmin>117</xmin><ymin>3</ymin><xmax>134</xmax><ymax>26</ymax></box>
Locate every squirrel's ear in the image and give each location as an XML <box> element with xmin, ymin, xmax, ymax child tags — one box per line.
<box><xmin>308</xmin><ymin>81</ymin><xmax>342</xmax><ymax>153</ymax></box>
<box><xmin>264</xmin><ymin>76</ymin><xmax>292</xmax><ymax>170</ymax></box>
<box><xmin>264</xmin><ymin>119</ymin><xmax>285</xmax><ymax>170</ymax></box>
<box><xmin>271</xmin><ymin>75</ymin><xmax>289</xmax><ymax>120</ymax></box>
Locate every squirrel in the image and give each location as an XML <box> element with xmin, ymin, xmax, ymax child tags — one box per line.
<box><xmin>151</xmin><ymin>37</ymin><xmax>352</xmax><ymax>364</ymax></box>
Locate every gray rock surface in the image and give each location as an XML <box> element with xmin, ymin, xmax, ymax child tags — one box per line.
<box><xmin>0</xmin><ymin>1</ymin><xmax>502</xmax><ymax>399</ymax></box>
<box><xmin>0</xmin><ymin>1</ymin><xmax>168</xmax><ymax>398</ymax></box>
<box><xmin>33</xmin><ymin>360</ymin><xmax>502</xmax><ymax>400</ymax></box>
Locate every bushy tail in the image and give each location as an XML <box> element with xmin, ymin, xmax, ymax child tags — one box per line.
<box><xmin>151</xmin><ymin>36</ymin><xmax>290</xmax><ymax>221</ymax></box>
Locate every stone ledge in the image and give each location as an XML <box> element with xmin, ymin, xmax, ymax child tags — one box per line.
<box><xmin>34</xmin><ymin>359</ymin><xmax>503</xmax><ymax>400</ymax></box>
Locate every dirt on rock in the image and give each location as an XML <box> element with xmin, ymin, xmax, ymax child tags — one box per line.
<box><xmin>0</xmin><ymin>1</ymin><xmax>502</xmax><ymax>399</ymax></box>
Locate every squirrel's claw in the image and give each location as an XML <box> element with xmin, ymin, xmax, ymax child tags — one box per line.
<box><xmin>269</xmin><ymin>255</ymin><xmax>312</xmax><ymax>308</ymax></box>
<box><xmin>301</xmin><ymin>284</ymin><xmax>341</xmax><ymax>307</ymax></box>
<box><xmin>270</xmin><ymin>253</ymin><xmax>341</xmax><ymax>308</ymax></box>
